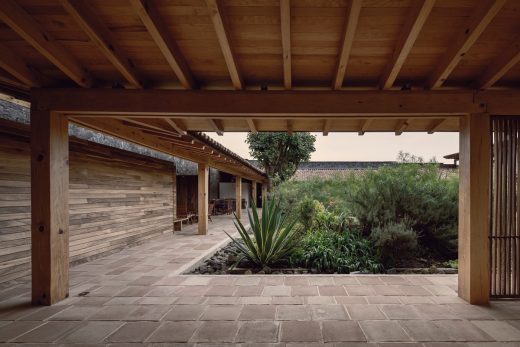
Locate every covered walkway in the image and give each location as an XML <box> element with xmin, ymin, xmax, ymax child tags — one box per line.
<box><xmin>1</xmin><ymin>215</ymin><xmax>520</xmax><ymax>345</ymax></box>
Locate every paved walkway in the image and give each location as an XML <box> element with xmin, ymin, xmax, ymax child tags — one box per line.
<box><xmin>1</xmin><ymin>215</ymin><xmax>520</xmax><ymax>346</ymax></box>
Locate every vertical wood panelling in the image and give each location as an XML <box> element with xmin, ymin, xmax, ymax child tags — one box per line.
<box><xmin>491</xmin><ymin>116</ymin><xmax>520</xmax><ymax>298</ymax></box>
<box><xmin>0</xmin><ymin>121</ymin><xmax>174</xmax><ymax>285</ymax></box>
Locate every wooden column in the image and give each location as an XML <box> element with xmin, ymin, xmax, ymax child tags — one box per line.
<box><xmin>458</xmin><ymin>113</ymin><xmax>491</xmax><ymax>304</ymax></box>
<box><xmin>235</xmin><ymin>176</ymin><xmax>242</xmax><ymax>219</ymax></box>
<box><xmin>197</xmin><ymin>163</ymin><xmax>209</xmax><ymax>235</ymax></box>
<box><xmin>262</xmin><ymin>183</ymin><xmax>268</xmax><ymax>206</ymax></box>
<box><xmin>31</xmin><ymin>107</ymin><xmax>69</xmax><ymax>305</ymax></box>
<box><xmin>251</xmin><ymin>181</ymin><xmax>257</xmax><ymax>207</ymax></box>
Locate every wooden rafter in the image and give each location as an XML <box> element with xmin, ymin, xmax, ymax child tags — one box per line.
<box><xmin>358</xmin><ymin>119</ymin><xmax>371</xmax><ymax>136</ymax></box>
<box><xmin>477</xmin><ymin>35</ymin><xmax>520</xmax><ymax>89</ymax></box>
<box><xmin>120</xmin><ymin>117</ymin><xmax>180</xmax><ymax>136</ymax></box>
<box><xmin>379</xmin><ymin>0</ymin><xmax>435</xmax><ymax>89</ymax></box>
<box><xmin>164</xmin><ymin>118</ymin><xmax>187</xmax><ymax>135</ymax></box>
<box><xmin>280</xmin><ymin>0</ymin><xmax>291</xmax><ymax>89</ymax></box>
<box><xmin>426</xmin><ymin>0</ymin><xmax>506</xmax><ymax>89</ymax></box>
<box><xmin>206</xmin><ymin>0</ymin><xmax>243</xmax><ymax>90</ymax></box>
<box><xmin>208</xmin><ymin>119</ymin><xmax>224</xmax><ymax>135</ymax></box>
<box><xmin>0</xmin><ymin>0</ymin><xmax>93</xmax><ymax>87</ymax></box>
<box><xmin>287</xmin><ymin>120</ymin><xmax>293</xmax><ymax>135</ymax></box>
<box><xmin>427</xmin><ymin>118</ymin><xmax>446</xmax><ymax>134</ymax></box>
<box><xmin>333</xmin><ymin>0</ymin><xmax>362</xmax><ymax>90</ymax></box>
<box><xmin>0</xmin><ymin>42</ymin><xmax>41</xmax><ymax>87</ymax></box>
<box><xmin>130</xmin><ymin>0</ymin><xmax>197</xmax><ymax>89</ymax></box>
<box><xmin>247</xmin><ymin>119</ymin><xmax>257</xmax><ymax>133</ymax></box>
<box><xmin>395</xmin><ymin>119</ymin><xmax>409</xmax><ymax>136</ymax></box>
<box><xmin>60</xmin><ymin>0</ymin><xmax>142</xmax><ymax>89</ymax></box>
<box><xmin>323</xmin><ymin>119</ymin><xmax>332</xmax><ymax>136</ymax></box>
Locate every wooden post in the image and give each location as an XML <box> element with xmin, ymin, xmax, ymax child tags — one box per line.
<box><xmin>251</xmin><ymin>181</ymin><xmax>257</xmax><ymax>207</ymax></box>
<box><xmin>197</xmin><ymin>163</ymin><xmax>209</xmax><ymax>235</ymax></box>
<box><xmin>458</xmin><ymin>113</ymin><xmax>491</xmax><ymax>304</ymax></box>
<box><xmin>261</xmin><ymin>183</ymin><xmax>268</xmax><ymax>206</ymax></box>
<box><xmin>235</xmin><ymin>176</ymin><xmax>242</xmax><ymax>219</ymax></box>
<box><xmin>31</xmin><ymin>107</ymin><xmax>69</xmax><ymax>305</ymax></box>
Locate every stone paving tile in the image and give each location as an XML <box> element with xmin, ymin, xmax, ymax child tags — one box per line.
<box><xmin>205</xmin><ymin>296</ymin><xmax>239</xmax><ymax>305</ymax></box>
<box><xmin>105</xmin><ymin>321</ymin><xmax>160</xmax><ymax>343</ymax></box>
<box><xmin>280</xmin><ymin>321</ymin><xmax>322</xmax><ymax>342</ymax></box>
<box><xmin>434</xmin><ymin>320</ymin><xmax>493</xmax><ymax>342</ymax></box>
<box><xmin>308</xmin><ymin>277</ymin><xmax>335</xmax><ymax>286</ymax></box>
<box><xmin>400</xmin><ymin>320</ymin><xmax>455</xmax><ymax>341</ymax></box>
<box><xmin>48</xmin><ymin>305</ymin><xmax>101</xmax><ymax>320</ymax></box>
<box><xmin>262</xmin><ymin>286</ymin><xmax>291</xmax><ymax>296</ymax></box>
<box><xmin>335</xmin><ymin>296</ymin><xmax>368</xmax><ymax>305</ymax></box>
<box><xmin>322</xmin><ymin>321</ymin><xmax>366</xmax><ymax>342</ymax></box>
<box><xmin>147</xmin><ymin>321</ymin><xmax>201</xmax><ymax>342</ymax></box>
<box><xmin>272</xmin><ymin>296</ymin><xmax>305</xmax><ymax>305</ymax></box>
<box><xmin>191</xmin><ymin>321</ymin><xmax>240</xmax><ymax>343</ymax></box>
<box><xmin>311</xmin><ymin>305</ymin><xmax>349</xmax><ymax>320</ymax></box>
<box><xmin>139</xmin><ymin>296</ymin><xmax>177</xmax><ymax>305</ymax></box>
<box><xmin>345</xmin><ymin>285</ymin><xmax>377</xmax><ymax>296</ymax></box>
<box><xmin>306</xmin><ymin>296</ymin><xmax>335</xmax><ymax>304</ymax></box>
<box><xmin>276</xmin><ymin>305</ymin><xmax>312</xmax><ymax>320</ymax></box>
<box><xmin>380</xmin><ymin>304</ymin><xmax>422</xmax><ymax>320</ymax></box>
<box><xmin>366</xmin><ymin>296</ymin><xmax>401</xmax><ymax>304</ymax></box>
<box><xmin>59</xmin><ymin>321</ymin><xmax>124</xmax><ymax>343</ymax></box>
<box><xmin>239</xmin><ymin>305</ymin><xmax>276</xmax><ymax>320</ymax></box>
<box><xmin>0</xmin><ymin>321</ymin><xmax>44</xmax><ymax>342</ymax></box>
<box><xmin>164</xmin><ymin>305</ymin><xmax>205</xmax><ymax>321</ymax></box>
<box><xmin>319</xmin><ymin>286</ymin><xmax>348</xmax><ymax>296</ymax></box>
<box><xmin>471</xmin><ymin>320</ymin><xmax>520</xmax><ymax>341</ymax></box>
<box><xmin>14</xmin><ymin>321</ymin><xmax>81</xmax><ymax>343</ymax></box>
<box><xmin>285</xmin><ymin>277</ymin><xmax>310</xmax><ymax>286</ymax></box>
<box><xmin>205</xmin><ymin>286</ymin><xmax>237</xmax><ymax>297</ymax></box>
<box><xmin>234</xmin><ymin>286</ymin><xmax>264</xmax><ymax>297</ymax></box>
<box><xmin>346</xmin><ymin>305</ymin><xmax>386</xmax><ymax>320</ymax></box>
<box><xmin>359</xmin><ymin>321</ymin><xmax>410</xmax><ymax>342</ymax></box>
<box><xmin>239</xmin><ymin>296</ymin><xmax>272</xmax><ymax>305</ymax></box>
<box><xmin>126</xmin><ymin>304</ymin><xmax>171</xmax><ymax>321</ymax></box>
<box><xmin>105</xmin><ymin>297</ymin><xmax>142</xmax><ymax>305</ymax></box>
<box><xmin>200</xmin><ymin>305</ymin><xmax>242</xmax><ymax>320</ymax></box>
<box><xmin>291</xmin><ymin>286</ymin><xmax>319</xmax><ymax>296</ymax></box>
<box><xmin>88</xmin><ymin>305</ymin><xmax>135</xmax><ymax>320</ymax></box>
<box><xmin>236</xmin><ymin>321</ymin><xmax>279</xmax><ymax>343</ymax></box>
<box><xmin>17</xmin><ymin>305</ymin><xmax>69</xmax><ymax>321</ymax></box>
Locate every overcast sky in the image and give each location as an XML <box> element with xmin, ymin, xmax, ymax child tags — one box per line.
<box><xmin>205</xmin><ymin>132</ymin><xmax>459</xmax><ymax>164</ymax></box>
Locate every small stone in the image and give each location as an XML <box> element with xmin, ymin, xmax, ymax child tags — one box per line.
<box><xmin>245</xmin><ymin>269</ymin><xmax>253</xmax><ymax>275</ymax></box>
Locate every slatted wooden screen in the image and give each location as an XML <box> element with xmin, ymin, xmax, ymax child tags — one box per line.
<box><xmin>490</xmin><ymin>117</ymin><xmax>520</xmax><ymax>298</ymax></box>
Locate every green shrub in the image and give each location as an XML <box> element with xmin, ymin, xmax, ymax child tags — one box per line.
<box><xmin>226</xmin><ymin>199</ymin><xmax>300</xmax><ymax>268</ymax></box>
<box><xmin>371</xmin><ymin>221</ymin><xmax>418</xmax><ymax>268</ymax></box>
<box><xmin>291</xmin><ymin>228</ymin><xmax>381</xmax><ymax>274</ymax></box>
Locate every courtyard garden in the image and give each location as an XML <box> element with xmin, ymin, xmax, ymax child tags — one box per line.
<box><xmin>191</xmin><ymin>153</ymin><xmax>460</xmax><ymax>275</ymax></box>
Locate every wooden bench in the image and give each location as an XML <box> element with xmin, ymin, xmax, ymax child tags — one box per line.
<box><xmin>173</xmin><ymin>217</ymin><xmax>189</xmax><ymax>232</ymax></box>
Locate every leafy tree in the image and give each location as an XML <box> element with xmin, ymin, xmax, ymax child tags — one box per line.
<box><xmin>246</xmin><ymin>132</ymin><xmax>316</xmax><ymax>187</ymax></box>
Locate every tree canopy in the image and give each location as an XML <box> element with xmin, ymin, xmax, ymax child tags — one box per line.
<box><xmin>246</xmin><ymin>132</ymin><xmax>316</xmax><ymax>186</ymax></box>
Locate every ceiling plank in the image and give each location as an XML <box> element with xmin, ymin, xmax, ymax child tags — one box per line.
<box><xmin>379</xmin><ymin>0</ymin><xmax>435</xmax><ymax>89</ymax></box>
<box><xmin>358</xmin><ymin>119</ymin><xmax>371</xmax><ymax>136</ymax></box>
<box><xmin>165</xmin><ymin>118</ymin><xmax>187</xmax><ymax>135</ymax></box>
<box><xmin>395</xmin><ymin>119</ymin><xmax>409</xmax><ymax>136</ymax></box>
<box><xmin>130</xmin><ymin>0</ymin><xmax>197</xmax><ymax>89</ymax></box>
<box><xmin>206</xmin><ymin>0</ymin><xmax>243</xmax><ymax>90</ymax></box>
<box><xmin>0</xmin><ymin>0</ymin><xmax>93</xmax><ymax>87</ymax></box>
<box><xmin>427</xmin><ymin>118</ymin><xmax>446</xmax><ymax>134</ymax></box>
<box><xmin>208</xmin><ymin>119</ymin><xmax>224</xmax><ymax>135</ymax></box>
<box><xmin>323</xmin><ymin>119</ymin><xmax>331</xmax><ymax>136</ymax></box>
<box><xmin>333</xmin><ymin>0</ymin><xmax>362</xmax><ymax>90</ymax></box>
<box><xmin>280</xmin><ymin>0</ymin><xmax>291</xmax><ymax>89</ymax></box>
<box><xmin>0</xmin><ymin>42</ymin><xmax>41</xmax><ymax>87</ymax></box>
<box><xmin>477</xmin><ymin>35</ymin><xmax>520</xmax><ymax>89</ymax></box>
<box><xmin>61</xmin><ymin>0</ymin><xmax>142</xmax><ymax>89</ymax></box>
<box><xmin>426</xmin><ymin>0</ymin><xmax>506</xmax><ymax>89</ymax></box>
<box><xmin>247</xmin><ymin>119</ymin><xmax>257</xmax><ymax>133</ymax></box>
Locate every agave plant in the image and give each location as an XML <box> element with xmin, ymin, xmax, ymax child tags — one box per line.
<box><xmin>226</xmin><ymin>198</ymin><xmax>300</xmax><ymax>268</ymax></box>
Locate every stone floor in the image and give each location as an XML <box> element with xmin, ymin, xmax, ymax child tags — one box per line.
<box><xmin>1</xmin><ymin>215</ymin><xmax>520</xmax><ymax>346</ymax></box>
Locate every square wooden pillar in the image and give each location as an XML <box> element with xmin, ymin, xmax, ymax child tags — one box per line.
<box><xmin>31</xmin><ymin>107</ymin><xmax>69</xmax><ymax>305</ymax></box>
<box><xmin>251</xmin><ymin>181</ymin><xmax>257</xmax><ymax>207</ymax></box>
<box><xmin>458</xmin><ymin>113</ymin><xmax>491</xmax><ymax>304</ymax></box>
<box><xmin>197</xmin><ymin>163</ymin><xmax>209</xmax><ymax>235</ymax></box>
<box><xmin>235</xmin><ymin>176</ymin><xmax>242</xmax><ymax>219</ymax></box>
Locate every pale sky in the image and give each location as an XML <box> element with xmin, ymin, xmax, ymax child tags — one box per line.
<box><xmin>205</xmin><ymin>132</ymin><xmax>459</xmax><ymax>164</ymax></box>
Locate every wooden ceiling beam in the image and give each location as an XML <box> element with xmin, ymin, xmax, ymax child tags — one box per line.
<box><xmin>395</xmin><ymin>119</ymin><xmax>409</xmax><ymax>136</ymax></box>
<box><xmin>426</xmin><ymin>0</ymin><xmax>506</xmax><ymax>89</ymax></box>
<box><xmin>323</xmin><ymin>119</ymin><xmax>331</xmax><ymax>136</ymax></box>
<box><xmin>208</xmin><ymin>119</ymin><xmax>224</xmax><ymax>135</ymax></box>
<box><xmin>130</xmin><ymin>0</ymin><xmax>197</xmax><ymax>89</ymax></box>
<box><xmin>247</xmin><ymin>119</ymin><xmax>257</xmax><ymax>133</ymax></box>
<box><xmin>476</xmin><ymin>35</ymin><xmax>520</xmax><ymax>89</ymax></box>
<box><xmin>380</xmin><ymin>0</ymin><xmax>435</xmax><ymax>89</ymax></box>
<box><xmin>0</xmin><ymin>0</ymin><xmax>93</xmax><ymax>87</ymax></box>
<box><xmin>427</xmin><ymin>118</ymin><xmax>446</xmax><ymax>134</ymax></box>
<box><xmin>0</xmin><ymin>42</ymin><xmax>41</xmax><ymax>87</ymax></box>
<box><xmin>60</xmin><ymin>0</ymin><xmax>142</xmax><ymax>89</ymax></box>
<box><xmin>358</xmin><ymin>119</ymin><xmax>371</xmax><ymax>136</ymax></box>
<box><xmin>206</xmin><ymin>0</ymin><xmax>243</xmax><ymax>90</ymax></box>
<box><xmin>164</xmin><ymin>118</ymin><xmax>187</xmax><ymax>135</ymax></box>
<box><xmin>333</xmin><ymin>0</ymin><xmax>362</xmax><ymax>90</ymax></box>
<box><xmin>280</xmin><ymin>0</ymin><xmax>291</xmax><ymax>89</ymax></box>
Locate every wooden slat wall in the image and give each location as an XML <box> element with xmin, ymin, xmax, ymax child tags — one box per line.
<box><xmin>0</xmin><ymin>121</ymin><xmax>175</xmax><ymax>284</ymax></box>
<box><xmin>490</xmin><ymin>116</ymin><xmax>520</xmax><ymax>298</ymax></box>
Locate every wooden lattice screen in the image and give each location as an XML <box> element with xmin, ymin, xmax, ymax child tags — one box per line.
<box><xmin>490</xmin><ymin>117</ymin><xmax>520</xmax><ymax>298</ymax></box>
